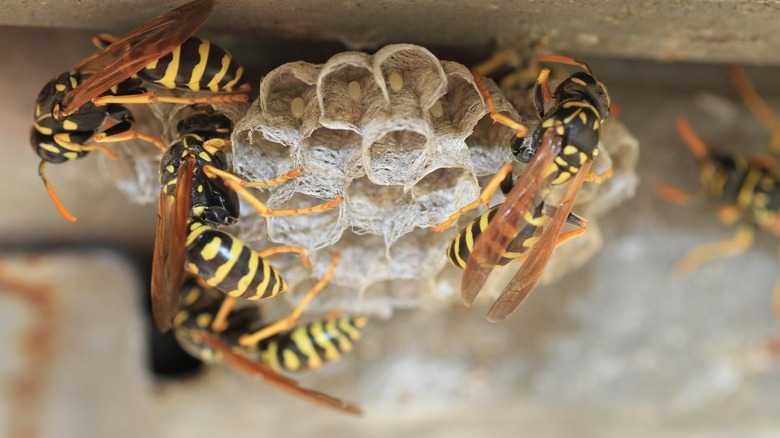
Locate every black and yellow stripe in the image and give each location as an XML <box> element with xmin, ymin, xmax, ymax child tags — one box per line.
<box><xmin>138</xmin><ymin>36</ymin><xmax>248</xmax><ymax>92</ymax></box>
<box><xmin>185</xmin><ymin>221</ymin><xmax>288</xmax><ymax>300</ymax></box>
<box><xmin>259</xmin><ymin>316</ymin><xmax>368</xmax><ymax>373</ymax></box>
<box><xmin>447</xmin><ymin>203</ymin><xmax>546</xmax><ymax>269</ymax></box>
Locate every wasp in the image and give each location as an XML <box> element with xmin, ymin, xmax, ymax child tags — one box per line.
<box><xmin>658</xmin><ymin>66</ymin><xmax>780</xmax><ymax>313</ymax></box>
<box><xmin>432</xmin><ymin>55</ymin><xmax>612</xmax><ymax>322</ymax></box>
<box><xmin>31</xmin><ymin>0</ymin><xmax>250</xmax><ymax>222</ymax></box>
<box><xmin>151</xmin><ymin>107</ymin><xmax>343</xmax><ymax>333</ymax></box>
<box><xmin>172</xmin><ymin>257</ymin><xmax>366</xmax><ymax>415</ymax></box>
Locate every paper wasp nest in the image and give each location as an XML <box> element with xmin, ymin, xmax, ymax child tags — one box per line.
<box><xmin>229</xmin><ymin>44</ymin><xmax>639</xmax><ymax>317</ymax></box>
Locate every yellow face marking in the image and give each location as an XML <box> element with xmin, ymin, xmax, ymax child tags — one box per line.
<box><xmin>35</xmin><ymin>105</ymin><xmax>41</xmax><ymax>117</ymax></box>
<box><xmin>55</xmin><ymin>83</ymin><xmax>66</xmax><ymax>92</ymax></box>
<box><xmin>62</xmin><ymin>120</ymin><xmax>78</xmax><ymax>131</ymax></box>
<box><xmin>69</xmin><ymin>76</ymin><xmax>78</xmax><ymax>89</ymax></box>
<box><xmin>571</xmin><ymin>77</ymin><xmax>587</xmax><ymax>86</ymax></box>
<box><xmin>157</xmin><ymin>46</ymin><xmax>182</xmax><ymax>88</ymax></box>
<box><xmin>172</xmin><ymin>311</ymin><xmax>189</xmax><ymax>328</ymax></box>
<box><xmin>187</xmin><ymin>39</ymin><xmax>210</xmax><ymax>91</ymax></box>
<box><xmin>198</xmin><ymin>151</ymin><xmax>212</xmax><ymax>162</ymax></box>
<box><xmin>207</xmin><ymin>55</ymin><xmax>231</xmax><ymax>92</ymax></box>
<box><xmin>562</xmin><ymin>101</ymin><xmax>592</xmax><ymax>109</ymax></box>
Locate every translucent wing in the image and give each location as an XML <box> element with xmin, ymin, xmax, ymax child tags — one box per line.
<box><xmin>151</xmin><ymin>155</ymin><xmax>194</xmax><ymax>332</ymax></box>
<box><xmin>202</xmin><ymin>333</ymin><xmax>363</xmax><ymax>415</ymax></box>
<box><xmin>462</xmin><ymin>129</ymin><xmax>562</xmax><ymax>305</ymax></box>
<box><xmin>486</xmin><ymin>158</ymin><xmax>593</xmax><ymax>322</ymax></box>
<box><xmin>61</xmin><ymin>0</ymin><xmax>215</xmax><ymax>115</ymax></box>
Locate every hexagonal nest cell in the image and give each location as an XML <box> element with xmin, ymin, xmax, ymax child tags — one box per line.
<box><xmin>230</xmin><ymin>44</ymin><xmax>640</xmax><ymax>317</ymax></box>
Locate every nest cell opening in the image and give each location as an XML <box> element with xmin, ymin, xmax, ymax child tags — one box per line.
<box><xmin>365</xmin><ymin>129</ymin><xmax>430</xmax><ymax>186</ymax></box>
<box><xmin>319</xmin><ymin>64</ymin><xmax>383</xmax><ymax>130</ymax></box>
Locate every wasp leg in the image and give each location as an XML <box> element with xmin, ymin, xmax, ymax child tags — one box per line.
<box><xmin>655</xmin><ymin>184</ymin><xmax>705</xmax><ymax>206</ymax></box>
<box><xmin>52</xmin><ymin>133</ymin><xmax>119</xmax><ymax>159</ymax></box>
<box><xmin>203</xmin><ymin>165</ymin><xmax>344</xmax><ymax>217</ymax></box>
<box><xmin>727</xmin><ymin>65</ymin><xmax>780</xmax><ymax>153</ymax></box>
<box><xmin>91</xmin><ymin>104</ymin><xmax>166</xmax><ymax>151</ymax></box>
<box><xmin>585</xmin><ymin>166</ymin><xmax>614</xmax><ymax>184</ymax></box>
<box><xmin>431</xmin><ymin>162</ymin><xmax>514</xmax><ymax>232</ymax></box>
<box><xmin>473</xmin><ymin>50</ymin><xmax>516</xmax><ymax>77</ymax></box>
<box><xmin>258</xmin><ymin>246</ymin><xmax>313</xmax><ymax>269</ymax></box>
<box><xmin>238</xmin><ymin>253</ymin><xmax>341</xmax><ymax>347</ymax></box>
<box><xmin>38</xmin><ymin>161</ymin><xmax>77</xmax><ymax>222</ymax></box>
<box><xmin>472</xmin><ymin>71</ymin><xmax>529</xmax><ymax>139</ymax></box>
<box><xmin>676</xmin><ymin>115</ymin><xmax>710</xmax><ymax>159</ymax></box>
<box><xmin>92</xmin><ymin>92</ymin><xmax>249</xmax><ymax>107</ymax></box>
<box><xmin>92</xmin><ymin>120</ymin><xmax>167</xmax><ymax>152</ymax></box>
<box><xmin>556</xmin><ymin>212</ymin><xmax>589</xmax><ymax>247</ymax></box>
<box><xmin>675</xmin><ymin>224</ymin><xmax>755</xmax><ymax>275</ymax></box>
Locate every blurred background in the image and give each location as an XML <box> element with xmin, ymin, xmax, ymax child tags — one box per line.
<box><xmin>2</xmin><ymin>1</ymin><xmax>780</xmax><ymax>437</ymax></box>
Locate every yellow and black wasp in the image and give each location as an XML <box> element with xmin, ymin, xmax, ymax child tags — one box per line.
<box><xmin>151</xmin><ymin>105</ymin><xmax>350</xmax><ymax>411</ymax></box>
<box><xmin>151</xmin><ymin>106</ymin><xmax>343</xmax><ymax>332</ymax></box>
<box><xmin>432</xmin><ymin>55</ymin><xmax>612</xmax><ymax>322</ymax></box>
<box><xmin>658</xmin><ymin>66</ymin><xmax>780</xmax><ymax>313</ymax></box>
<box><xmin>173</xmin><ymin>260</ymin><xmax>366</xmax><ymax>415</ymax></box>
<box><xmin>31</xmin><ymin>0</ymin><xmax>249</xmax><ymax>222</ymax></box>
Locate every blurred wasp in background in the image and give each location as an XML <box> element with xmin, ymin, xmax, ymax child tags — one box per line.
<box><xmin>658</xmin><ymin>66</ymin><xmax>780</xmax><ymax>314</ymax></box>
<box><xmin>433</xmin><ymin>54</ymin><xmax>612</xmax><ymax>322</ymax></box>
<box><xmin>31</xmin><ymin>0</ymin><xmax>249</xmax><ymax>222</ymax></box>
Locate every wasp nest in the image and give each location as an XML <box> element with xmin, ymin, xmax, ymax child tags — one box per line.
<box><xmin>230</xmin><ymin>44</ymin><xmax>639</xmax><ymax>317</ymax></box>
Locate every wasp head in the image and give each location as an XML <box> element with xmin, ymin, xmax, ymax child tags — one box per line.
<box><xmin>554</xmin><ymin>72</ymin><xmax>611</xmax><ymax>122</ymax></box>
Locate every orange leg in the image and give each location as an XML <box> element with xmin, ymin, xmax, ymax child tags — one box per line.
<box><xmin>585</xmin><ymin>166</ymin><xmax>614</xmax><ymax>184</ymax></box>
<box><xmin>38</xmin><ymin>161</ymin><xmax>77</xmax><ymax>222</ymax></box>
<box><xmin>53</xmin><ymin>133</ymin><xmax>118</xmax><ymax>159</ymax></box>
<box><xmin>727</xmin><ymin>65</ymin><xmax>780</xmax><ymax>153</ymax></box>
<box><xmin>431</xmin><ymin>162</ymin><xmax>514</xmax><ymax>232</ymax></box>
<box><xmin>238</xmin><ymin>253</ymin><xmax>341</xmax><ymax>347</ymax></box>
<box><xmin>675</xmin><ymin>224</ymin><xmax>755</xmax><ymax>275</ymax></box>
<box><xmin>92</xmin><ymin>128</ymin><xmax>166</xmax><ymax>152</ymax></box>
<box><xmin>676</xmin><ymin>115</ymin><xmax>710</xmax><ymax>160</ymax></box>
<box><xmin>203</xmin><ymin>165</ymin><xmax>343</xmax><ymax>217</ymax></box>
<box><xmin>471</xmin><ymin>71</ymin><xmax>529</xmax><ymax>139</ymax></box>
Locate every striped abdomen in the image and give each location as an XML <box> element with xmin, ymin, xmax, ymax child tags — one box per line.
<box><xmin>185</xmin><ymin>221</ymin><xmax>288</xmax><ymax>300</ymax></box>
<box><xmin>137</xmin><ymin>37</ymin><xmax>248</xmax><ymax>93</ymax></box>
<box><xmin>259</xmin><ymin>316</ymin><xmax>367</xmax><ymax>373</ymax></box>
<box><xmin>447</xmin><ymin>203</ymin><xmax>547</xmax><ymax>269</ymax></box>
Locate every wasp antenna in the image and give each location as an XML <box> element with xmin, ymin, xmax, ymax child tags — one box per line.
<box><xmin>536</xmin><ymin>54</ymin><xmax>593</xmax><ymax>75</ymax></box>
<box><xmin>38</xmin><ymin>161</ymin><xmax>77</xmax><ymax>222</ymax></box>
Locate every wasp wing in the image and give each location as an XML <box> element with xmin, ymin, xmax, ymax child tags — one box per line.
<box><xmin>62</xmin><ymin>0</ymin><xmax>215</xmax><ymax>115</ymax></box>
<box><xmin>202</xmin><ymin>333</ymin><xmax>363</xmax><ymax>415</ymax></box>
<box><xmin>151</xmin><ymin>155</ymin><xmax>194</xmax><ymax>332</ymax></box>
<box><xmin>486</xmin><ymin>158</ymin><xmax>593</xmax><ymax>322</ymax></box>
<box><xmin>461</xmin><ymin>129</ymin><xmax>562</xmax><ymax>305</ymax></box>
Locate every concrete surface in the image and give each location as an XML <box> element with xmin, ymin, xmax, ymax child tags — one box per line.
<box><xmin>3</xmin><ymin>1</ymin><xmax>780</xmax><ymax>65</ymax></box>
<box><xmin>3</xmin><ymin>21</ymin><xmax>780</xmax><ymax>438</ymax></box>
